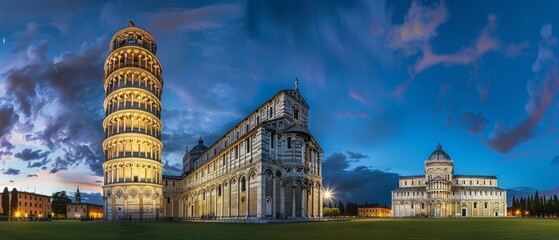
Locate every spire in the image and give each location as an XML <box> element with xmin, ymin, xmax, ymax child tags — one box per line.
<box><xmin>128</xmin><ymin>19</ymin><xmax>136</xmax><ymax>27</ymax></box>
<box><xmin>75</xmin><ymin>185</ymin><xmax>81</xmax><ymax>203</ymax></box>
<box><xmin>437</xmin><ymin>143</ymin><xmax>442</xmax><ymax>150</ymax></box>
<box><xmin>294</xmin><ymin>78</ymin><xmax>299</xmax><ymax>90</ymax></box>
<box><xmin>198</xmin><ymin>137</ymin><xmax>204</xmax><ymax>145</ymax></box>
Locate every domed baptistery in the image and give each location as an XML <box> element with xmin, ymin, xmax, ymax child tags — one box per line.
<box><xmin>392</xmin><ymin>144</ymin><xmax>507</xmax><ymax>217</ymax></box>
<box><xmin>102</xmin><ymin>21</ymin><xmax>164</xmax><ymax>221</ymax></box>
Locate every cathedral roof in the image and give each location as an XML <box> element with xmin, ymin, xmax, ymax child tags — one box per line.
<box><xmin>454</xmin><ymin>175</ymin><xmax>497</xmax><ymax>179</ymax></box>
<box><xmin>427</xmin><ymin>143</ymin><xmax>452</xmax><ymax>162</ymax></box>
<box><xmin>283</xmin><ymin>124</ymin><xmax>311</xmax><ymax>138</ymax></box>
<box><xmin>451</xmin><ymin>186</ymin><xmax>504</xmax><ymax>191</ymax></box>
<box><xmin>190</xmin><ymin>138</ymin><xmax>208</xmax><ymax>152</ymax></box>
<box><xmin>392</xmin><ymin>187</ymin><xmax>426</xmax><ymax>192</ymax></box>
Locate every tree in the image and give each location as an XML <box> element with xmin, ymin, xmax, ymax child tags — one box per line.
<box><xmin>52</xmin><ymin>191</ymin><xmax>72</xmax><ymax>218</ymax></box>
<box><xmin>553</xmin><ymin>194</ymin><xmax>559</xmax><ymax>217</ymax></box>
<box><xmin>2</xmin><ymin>187</ymin><xmax>8</xmax><ymax>216</ymax></box>
<box><xmin>323</xmin><ymin>207</ymin><xmax>332</xmax><ymax>217</ymax></box>
<box><xmin>10</xmin><ymin>188</ymin><xmax>17</xmax><ymax>217</ymax></box>
<box><xmin>534</xmin><ymin>191</ymin><xmax>540</xmax><ymax>217</ymax></box>
<box><xmin>338</xmin><ymin>201</ymin><xmax>345</xmax><ymax>214</ymax></box>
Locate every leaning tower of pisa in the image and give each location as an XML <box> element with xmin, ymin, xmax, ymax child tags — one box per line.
<box><xmin>102</xmin><ymin>22</ymin><xmax>164</xmax><ymax>221</ymax></box>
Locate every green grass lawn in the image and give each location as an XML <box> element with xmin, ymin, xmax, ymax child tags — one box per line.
<box><xmin>0</xmin><ymin>218</ymin><xmax>558</xmax><ymax>240</ymax></box>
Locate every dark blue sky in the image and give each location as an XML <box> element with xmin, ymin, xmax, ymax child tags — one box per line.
<box><xmin>1</xmin><ymin>0</ymin><xmax>558</xmax><ymax>206</ymax></box>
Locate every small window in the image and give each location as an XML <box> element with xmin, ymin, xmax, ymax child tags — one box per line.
<box><xmin>268</xmin><ymin>106</ymin><xmax>273</xmax><ymax>118</ymax></box>
<box><xmin>287</xmin><ymin>137</ymin><xmax>292</xmax><ymax>149</ymax></box>
<box><xmin>271</xmin><ymin>132</ymin><xmax>275</xmax><ymax>149</ymax></box>
<box><xmin>167</xmin><ymin>197</ymin><xmax>170</xmax><ymax>204</ymax></box>
<box><xmin>246</xmin><ymin>139</ymin><xmax>251</xmax><ymax>153</ymax></box>
<box><xmin>294</xmin><ymin>105</ymin><xmax>299</xmax><ymax>120</ymax></box>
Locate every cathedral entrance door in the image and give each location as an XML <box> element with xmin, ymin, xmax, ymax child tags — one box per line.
<box><xmin>461</xmin><ymin>209</ymin><xmax>466</xmax><ymax>216</ymax></box>
<box><xmin>435</xmin><ymin>208</ymin><xmax>441</xmax><ymax>217</ymax></box>
<box><xmin>265</xmin><ymin>197</ymin><xmax>272</xmax><ymax>217</ymax></box>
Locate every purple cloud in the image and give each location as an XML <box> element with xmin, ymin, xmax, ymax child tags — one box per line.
<box><xmin>387</xmin><ymin>0</ymin><xmax>449</xmax><ymax>54</ymax></box>
<box><xmin>460</xmin><ymin>111</ymin><xmax>488</xmax><ymax>134</ymax></box>
<box><xmin>3</xmin><ymin>168</ymin><xmax>21</xmax><ymax>175</ymax></box>
<box><xmin>348</xmin><ymin>89</ymin><xmax>371</xmax><ymax>106</ymax></box>
<box><xmin>148</xmin><ymin>3</ymin><xmax>243</xmax><ymax>34</ymax></box>
<box><xmin>488</xmin><ymin>24</ymin><xmax>559</xmax><ymax>152</ymax></box>
<box><xmin>14</xmin><ymin>148</ymin><xmax>50</xmax><ymax>161</ymax></box>
<box><xmin>414</xmin><ymin>14</ymin><xmax>500</xmax><ymax>74</ymax></box>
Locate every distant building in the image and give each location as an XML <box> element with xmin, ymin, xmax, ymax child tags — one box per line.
<box><xmin>357</xmin><ymin>205</ymin><xmax>391</xmax><ymax>217</ymax></box>
<box><xmin>0</xmin><ymin>188</ymin><xmax>51</xmax><ymax>219</ymax></box>
<box><xmin>66</xmin><ymin>186</ymin><xmax>103</xmax><ymax>220</ymax></box>
<box><xmin>67</xmin><ymin>203</ymin><xmax>104</xmax><ymax>220</ymax></box>
<box><xmin>391</xmin><ymin>144</ymin><xmax>507</xmax><ymax>217</ymax></box>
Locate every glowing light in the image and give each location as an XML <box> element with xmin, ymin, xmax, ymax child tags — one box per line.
<box><xmin>323</xmin><ymin>189</ymin><xmax>333</xmax><ymax>200</ymax></box>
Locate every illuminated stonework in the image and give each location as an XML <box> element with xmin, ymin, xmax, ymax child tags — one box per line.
<box><xmin>162</xmin><ymin>86</ymin><xmax>324</xmax><ymax>221</ymax></box>
<box><xmin>391</xmin><ymin>144</ymin><xmax>507</xmax><ymax>217</ymax></box>
<box><xmin>102</xmin><ymin>24</ymin><xmax>164</xmax><ymax>221</ymax></box>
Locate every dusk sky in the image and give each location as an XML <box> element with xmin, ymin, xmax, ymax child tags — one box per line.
<box><xmin>1</xmin><ymin>0</ymin><xmax>558</xmax><ymax>206</ymax></box>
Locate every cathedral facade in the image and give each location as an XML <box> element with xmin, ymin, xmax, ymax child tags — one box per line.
<box><xmin>391</xmin><ymin>144</ymin><xmax>507</xmax><ymax>217</ymax></box>
<box><xmin>162</xmin><ymin>87</ymin><xmax>323</xmax><ymax>221</ymax></box>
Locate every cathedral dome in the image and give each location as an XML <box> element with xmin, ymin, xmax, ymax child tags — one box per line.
<box><xmin>427</xmin><ymin>144</ymin><xmax>452</xmax><ymax>161</ymax></box>
<box><xmin>191</xmin><ymin>138</ymin><xmax>208</xmax><ymax>152</ymax></box>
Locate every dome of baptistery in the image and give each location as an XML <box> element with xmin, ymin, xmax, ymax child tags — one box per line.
<box><xmin>427</xmin><ymin>143</ymin><xmax>452</xmax><ymax>162</ymax></box>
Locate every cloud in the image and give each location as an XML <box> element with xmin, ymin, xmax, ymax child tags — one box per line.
<box><xmin>334</xmin><ymin>111</ymin><xmax>370</xmax><ymax>120</ymax></box>
<box><xmin>27</xmin><ymin>157</ymin><xmax>51</xmax><ymax>169</ymax></box>
<box><xmin>414</xmin><ymin>14</ymin><xmax>500</xmax><ymax>74</ymax></box>
<box><xmin>3</xmin><ymin>168</ymin><xmax>21</xmax><ymax>175</ymax></box>
<box><xmin>460</xmin><ymin>111</ymin><xmax>488</xmax><ymax>134</ymax></box>
<box><xmin>246</xmin><ymin>0</ymin><xmax>392</xmax><ymax>88</ymax></box>
<box><xmin>505</xmin><ymin>41</ymin><xmax>530</xmax><ymax>58</ymax></box>
<box><xmin>0</xmin><ymin>104</ymin><xmax>19</xmax><ymax>156</ymax></box>
<box><xmin>348</xmin><ymin>89</ymin><xmax>371</xmax><ymax>106</ymax></box>
<box><xmin>163</xmin><ymin>160</ymin><xmax>182</xmax><ymax>176</ymax></box>
<box><xmin>322</xmin><ymin>151</ymin><xmax>399</xmax><ymax>205</ymax></box>
<box><xmin>387</xmin><ymin>0</ymin><xmax>449</xmax><ymax>53</ymax></box>
<box><xmin>322</xmin><ymin>152</ymin><xmax>352</xmax><ymax>170</ymax></box>
<box><xmin>2</xmin><ymin>34</ymin><xmax>107</xmax><ymax>175</ymax></box>
<box><xmin>14</xmin><ymin>148</ymin><xmax>50</xmax><ymax>161</ymax></box>
<box><xmin>532</xmin><ymin>25</ymin><xmax>556</xmax><ymax>72</ymax></box>
<box><xmin>99</xmin><ymin>1</ymin><xmax>122</xmax><ymax>28</ymax></box>
<box><xmin>69</xmin><ymin>192</ymin><xmax>103</xmax><ymax>205</ymax></box>
<box><xmin>346</xmin><ymin>151</ymin><xmax>369</xmax><ymax>160</ymax></box>
<box><xmin>148</xmin><ymin>3</ymin><xmax>243</xmax><ymax>34</ymax></box>
<box><xmin>550</xmin><ymin>155</ymin><xmax>559</xmax><ymax>166</ymax></box>
<box><xmin>488</xmin><ymin>24</ymin><xmax>559</xmax><ymax>153</ymax></box>
<box><xmin>27</xmin><ymin>174</ymin><xmax>38</xmax><ymax>178</ymax></box>
<box><xmin>12</xmin><ymin>22</ymin><xmax>39</xmax><ymax>52</ymax></box>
